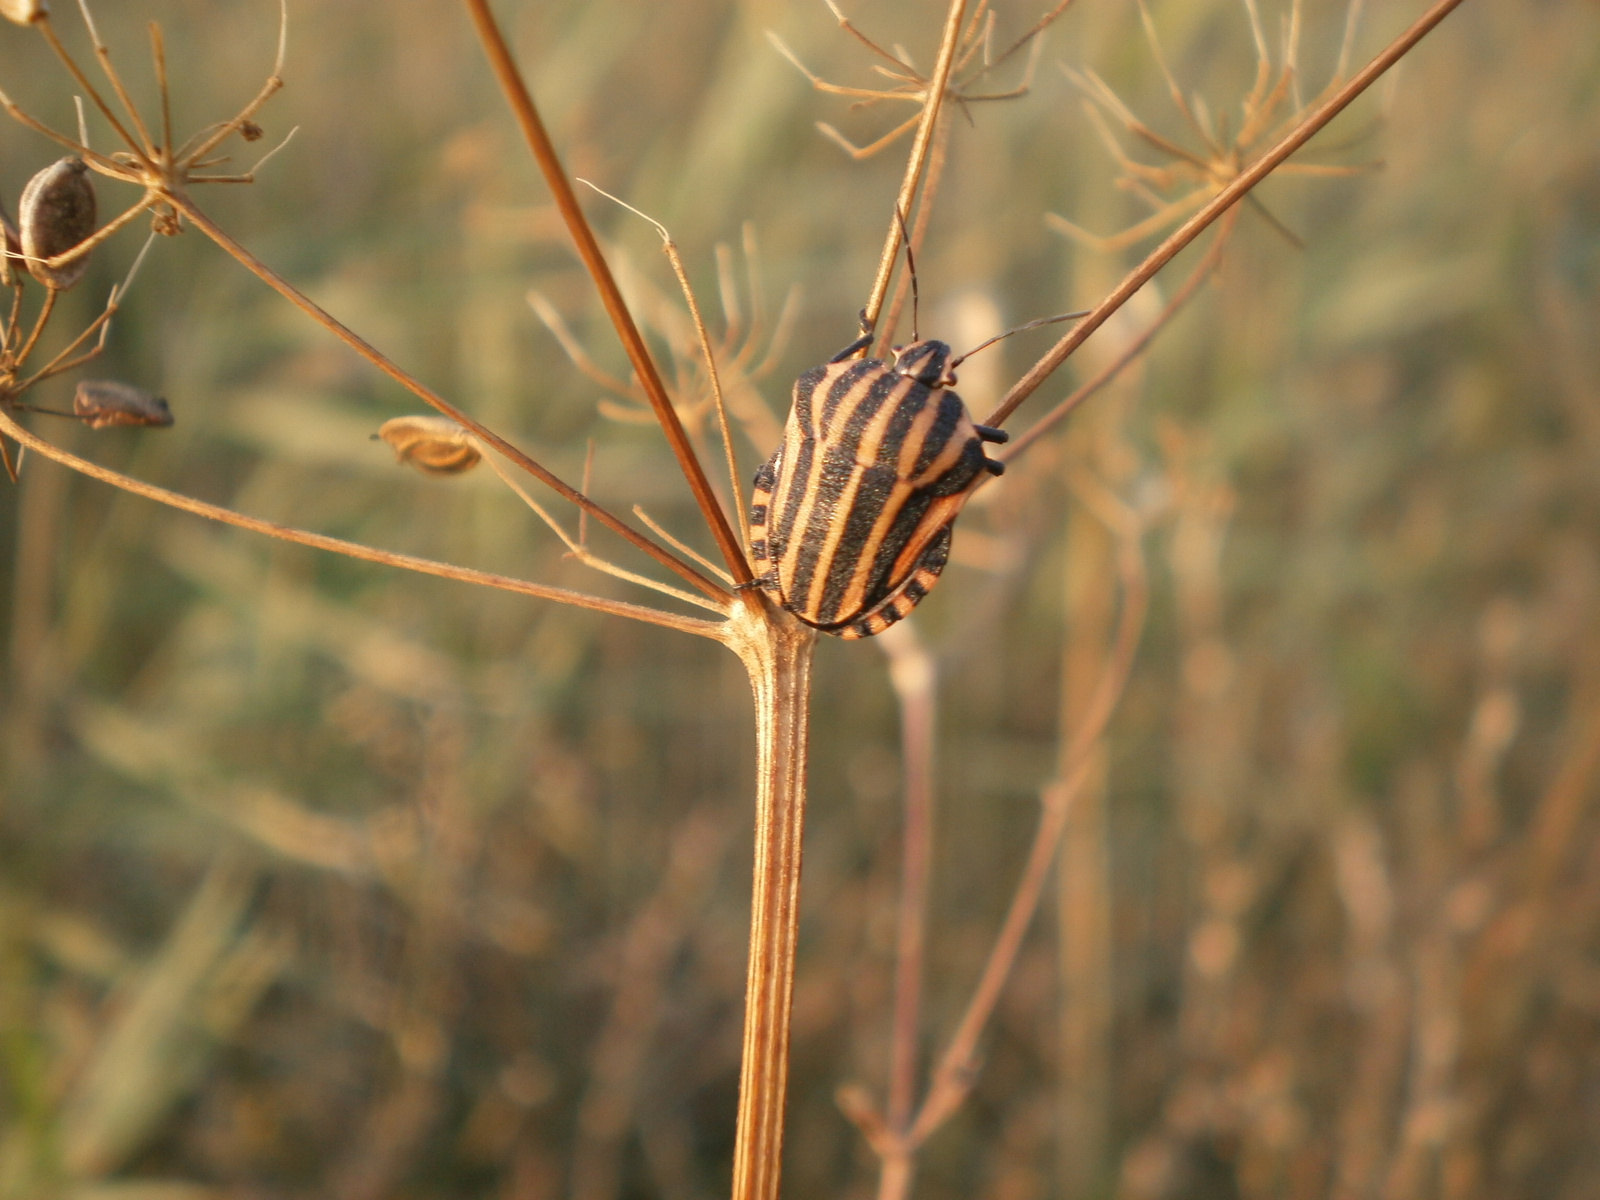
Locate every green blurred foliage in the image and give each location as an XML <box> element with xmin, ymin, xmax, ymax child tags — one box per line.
<box><xmin>0</xmin><ymin>0</ymin><xmax>1597</xmax><ymax>1198</ymax></box>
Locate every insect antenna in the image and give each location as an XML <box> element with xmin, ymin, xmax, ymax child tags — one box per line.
<box><xmin>892</xmin><ymin>203</ymin><xmax>920</xmax><ymax>340</ymax></box>
<box><xmin>948</xmin><ymin>307</ymin><xmax>1091</xmax><ymax>369</ymax></box>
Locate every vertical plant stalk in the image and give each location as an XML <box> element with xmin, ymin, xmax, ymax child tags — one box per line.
<box><xmin>724</xmin><ymin>598</ymin><xmax>818</xmax><ymax>1200</ymax></box>
<box><xmin>1055</xmin><ymin>469</ymin><xmax>1118</xmax><ymax>1200</ymax></box>
<box><xmin>883</xmin><ymin>622</ymin><xmax>935</xmax><ymax>1130</ymax></box>
<box><xmin>862</xmin><ymin>0</ymin><xmax>969</xmax><ymax>332</ymax></box>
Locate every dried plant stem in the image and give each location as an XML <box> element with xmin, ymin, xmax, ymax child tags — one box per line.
<box><xmin>877</xmin><ymin>621</ymin><xmax>937</xmax><ymax>1134</ymax></box>
<box><xmin>1055</xmin><ymin>452</ymin><xmax>1122</xmax><ymax>1200</ymax></box>
<box><xmin>164</xmin><ymin>193</ymin><xmax>729</xmax><ymax>606</ymax></box>
<box><xmin>869</xmin><ymin>620</ymin><xmax>938</xmax><ymax>1200</ymax></box>
<box><xmin>862</xmin><ymin>0</ymin><xmax>970</xmax><ymax>333</ymax></box>
<box><xmin>0</xmin><ymin>411</ymin><xmax>723</xmax><ymax>641</ymax></box>
<box><xmin>1003</xmin><ymin>209</ymin><xmax>1238</xmax><ymax>462</ymax></box>
<box><xmin>905</xmin><ymin>491</ymin><xmax>1147</xmax><ymax>1150</ymax></box>
<box><xmin>876</xmin><ymin>113</ymin><xmax>951</xmax><ymax>359</ymax></box>
<box><xmin>460</xmin><ymin>0</ymin><xmax>751</xmax><ymax>585</ymax></box>
<box><xmin>987</xmin><ymin>0</ymin><xmax>1470</xmax><ymax>427</ymax></box>
<box><xmin>723</xmin><ymin>597</ymin><xmax>818</xmax><ymax>1200</ymax></box>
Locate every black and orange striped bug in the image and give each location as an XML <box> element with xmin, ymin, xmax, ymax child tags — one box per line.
<box><xmin>748</xmin><ymin>317</ymin><xmax>1007</xmax><ymax>639</ymax></box>
<box><xmin>749</xmin><ymin>226</ymin><xmax>1086</xmax><ymax>640</ymax></box>
<box><xmin>752</xmin><ymin>216</ymin><xmax>1088</xmax><ymax>643</ymax></box>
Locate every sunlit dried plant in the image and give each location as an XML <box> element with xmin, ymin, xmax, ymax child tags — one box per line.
<box><xmin>770</xmin><ymin>0</ymin><xmax>1076</xmax><ymax>158</ymax></box>
<box><xmin>1050</xmin><ymin>0</ymin><xmax>1381</xmax><ymax>253</ymax></box>
<box><xmin>0</xmin><ymin>1</ymin><xmax>1472</xmax><ymax>1199</ymax></box>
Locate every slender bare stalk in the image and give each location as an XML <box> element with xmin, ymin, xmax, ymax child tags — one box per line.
<box><xmin>986</xmin><ymin>0</ymin><xmax>1471</xmax><ymax>427</ymax></box>
<box><xmin>722</xmin><ymin>596</ymin><xmax>818</xmax><ymax>1200</ymax></box>
<box><xmin>862</xmin><ymin>0</ymin><xmax>970</xmax><ymax>334</ymax></box>
<box><xmin>165</xmin><ymin>194</ymin><xmax>729</xmax><ymax>605</ymax></box>
<box><xmin>908</xmin><ymin>487</ymin><xmax>1147</xmax><ymax>1149</ymax></box>
<box><xmin>878</xmin><ymin>621</ymin><xmax>937</xmax><ymax>1135</ymax></box>
<box><xmin>0</xmin><ymin>411</ymin><xmax>723</xmax><ymax>640</ymax></box>
<box><xmin>875</xmin><ymin>114</ymin><xmax>952</xmax><ymax>359</ymax></box>
<box><xmin>1056</xmin><ymin>457</ymin><xmax>1120</xmax><ymax>1200</ymax></box>
<box><xmin>1003</xmin><ymin>210</ymin><xmax>1238</xmax><ymax>462</ymax></box>
<box><xmin>460</xmin><ymin>0</ymin><xmax>751</xmax><ymax>585</ymax></box>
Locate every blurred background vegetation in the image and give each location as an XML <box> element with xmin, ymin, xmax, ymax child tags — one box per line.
<box><xmin>0</xmin><ymin>0</ymin><xmax>1596</xmax><ymax>1197</ymax></box>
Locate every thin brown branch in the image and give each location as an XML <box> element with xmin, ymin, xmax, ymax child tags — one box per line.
<box><xmin>877</xmin><ymin>621</ymin><xmax>937</xmax><ymax>1138</ymax></box>
<box><xmin>986</xmin><ymin>0</ymin><xmax>1469</xmax><ymax>427</ymax></box>
<box><xmin>34</xmin><ymin>15</ymin><xmax>153</xmax><ymax>166</ymax></box>
<box><xmin>0</xmin><ymin>411</ymin><xmax>726</xmax><ymax>640</ymax></box>
<box><xmin>907</xmin><ymin>495</ymin><xmax>1147</xmax><ymax>1145</ymax></box>
<box><xmin>460</xmin><ymin>0</ymin><xmax>753</xmax><ymax>586</ymax></box>
<box><xmin>877</xmin><ymin>114</ymin><xmax>951</xmax><ymax>358</ymax></box>
<box><xmin>862</xmin><ymin>0</ymin><xmax>971</xmax><ymax>335</ymax></box>
<box><xmin>166</xmin><ymin>192</ymin><xmax>731</xmax><ymax>606</ymax></box>
<box><xmin>1003</xmin><ymin>210</ymin><xmax>1237</xmax><ymax>462</ymax></box>
<box><xmin>582</xmin><ymin>181</ymin><xmax>750</xmax><ymax>549</ymax></box>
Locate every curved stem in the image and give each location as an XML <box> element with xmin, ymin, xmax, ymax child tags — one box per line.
<box><xmin>166</xmin><ymin>192</ymin><xmax>731</xmax><ymax>606</ymax></box>
<box><xmin>0</xmin><ymin>411</ymin><xmax>725</xmax><ymax>641</ymax></box>
<box><xmin>460</xmin><ymin>0</ymin><xmax>753</xmax><ymax>586</ymax></box>
<box><xmin>986</xmin><ymin>0</ymin><xmax>1470</xmax><ymax>427</ymax></box>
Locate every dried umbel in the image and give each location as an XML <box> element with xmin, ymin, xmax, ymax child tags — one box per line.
<box><xmin>377</xmin><ymin>415</ymin><xmax>482</xmax><ymax>475</ymax></box>
<box><xmin>0</xmin><ymin>0</ymin><xmax>47</xmax><ymax>25</ymax></box>
<box><xmin>20</xmin><ymin>156</ymin><xmax>96</xmax><ymax>290</ymax></box>
<box><xmin>74</xmin><ymin>380</ymin><xmax>174</xmax><ymax>429</ymax></box>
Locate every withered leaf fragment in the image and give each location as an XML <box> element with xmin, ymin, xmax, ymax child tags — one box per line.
<box><xmin>377</xmin><ymin>415</ymin><xmax>482</xmax><ymax>475</ymax></box>
<box><xmin>20</xmin><ymin>157</ymin><xmax>96</xmax><ymax>290</ymax></box>
<box><xmin>0</xmin><ymin>0</ymin><xmax>48</xmax><ymax>25</ymax></box>
<box><xmin>74</xmin><ymin>380</ymin><xmax>174</xmax><ymax>429</ymax></box>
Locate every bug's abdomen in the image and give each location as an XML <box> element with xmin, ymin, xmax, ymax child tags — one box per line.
<box><xmin>751</xmin><ymin>356</ymin><xmax>992</xmax><ymax>636</ymax></box>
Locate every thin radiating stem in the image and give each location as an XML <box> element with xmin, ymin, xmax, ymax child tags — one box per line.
<box><xmin>0</xmin><ymin>411</ymin><xmax>725</xmax><ymax>640</ymax></box>
<box><xmin>460</xmin><ymin>0</ymin><xmax>752</xmax><ymax>585</ymax></box>
<box><xmin>987</xmin><ymin>0</ymin><xmax>1469</xmax><ymax>427</ymax></box>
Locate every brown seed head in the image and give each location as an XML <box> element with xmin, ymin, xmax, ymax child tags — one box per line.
<box><xmin>20</xmin><ymin>156</ymin><xmax>97</xmax><ymax>290</ymax></box>
<box><xmin>377</xmin><ymin>415</ymin><xmax>482</xmax><ymax>475</ymax></box>
<box><xmin>0</xmin><ymin>0</ymin><xmax>48</xmax><ymax>25</ymax></box>
<box><xmin>74</xmin><ymin>380</ymin><xmax>175</xmax><ymax>430</ymax></box>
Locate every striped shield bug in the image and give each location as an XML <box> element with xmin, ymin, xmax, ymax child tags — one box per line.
<box><xmin>749</xmin><ymin>321</ymin><xmax>1003</xmax><ymax>638</ymax></box>
<box><xmin>749</xmin><ymin>300</ymin><xmax>1084</xmax><ymax>639</ymax></box>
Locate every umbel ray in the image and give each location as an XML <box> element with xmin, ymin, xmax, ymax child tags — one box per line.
<box><xmin>750</xmin><ymin>221</ymin><xmax>1086</xmax><ymax>640</ymax></box>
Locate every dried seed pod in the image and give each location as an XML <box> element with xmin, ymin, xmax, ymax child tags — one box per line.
<box><xmin>377</xmin><ymin>415</ymin><xmax>482</xmax><ymax>475</ymax></box>
<box><xmin>74</xmin><ymin>380</ymin><xmax>174</xmax><ymax>430</ymax></box>
<box><xmin>20</xmin><ymin>157</ymin><xmax>96</xmax><ymax>290</ymax></box>
<box><xmin>0</xmin><ymin>0</ymin><xmax>48</xmax><ymax>25</ymax></box>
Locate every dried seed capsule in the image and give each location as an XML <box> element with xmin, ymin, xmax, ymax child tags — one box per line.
<box><xmin>0</xmin><ymin>0</ymin><xmax>48</xmax><ymax>25</ymax></box>
<box><xmin>74</xmin><ymin>380</ymin><xmax>174</xmax><ymax>429</ymax></box>
<box><xmin>20</xmin><ymin>156</ymin><xmax>96</xmax><ymax>290</ymax></box>
<box><xmin>377</xmin><ymin>415</ymin><xmax>482</xmax><ymax>475</ymax></box>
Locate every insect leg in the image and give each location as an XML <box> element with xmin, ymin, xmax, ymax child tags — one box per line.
<box><xmin>974</xmin><ymin>423</ymin><xmax>1009</xmax><ymax>443</ymax></box>
<box><xmin>828</xmin><ymin>309</ymin><xmax>877</xmax><ymax>362</ymax></box>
